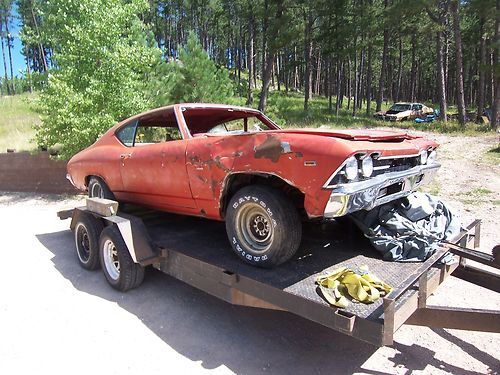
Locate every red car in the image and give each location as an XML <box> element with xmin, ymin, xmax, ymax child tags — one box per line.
<box><xmin>67</xmin><ymin>103</ymin><xmax>440</xmax><ymax>267</ymax></box>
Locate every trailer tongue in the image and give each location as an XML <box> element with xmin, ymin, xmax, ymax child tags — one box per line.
<box><xmin>58</xmin><ymin>198</ymin><xmax>500</xmax><ymax>346</ymax></box>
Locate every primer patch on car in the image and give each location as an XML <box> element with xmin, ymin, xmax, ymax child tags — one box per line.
<box><xmin>254</xmin><ymin>135</ymin><xmax>292</xmax><ymax>162</ymax></box>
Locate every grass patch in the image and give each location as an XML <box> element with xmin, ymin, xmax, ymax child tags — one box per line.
<box><xmin>484</xmin><ymin>145</ymin><xmax>500</xmax><ymax>165</ymax></box>
<box><xmin>455</xmin><ymin>187</ymin><xmax>496</xmax><ymax>207</ymax></box>
<box><xmin>0</xmin><ymin>93</ymin><xmax>39</xmax><ymax>152</ymax></box>
<box><xmin>420</xmin><ymin>180</ymin><xmax>441</xmax><ymax>196</ymax></box>
<box><xmin>457</xmin><ymin>188</ymin><xmax>494</xmax><ymax>196</ymax></box>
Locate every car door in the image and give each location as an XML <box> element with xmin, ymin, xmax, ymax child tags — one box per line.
<box><xmin>119</xmin><ymin>111</ymin><xmax>196</xmax><ymax>212</ymax></box>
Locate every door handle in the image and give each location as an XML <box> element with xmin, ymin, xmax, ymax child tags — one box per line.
<box><xmin>120</xmin><ymin>153</ymin><xmax>132</xmax><ymax>159</ymax></box>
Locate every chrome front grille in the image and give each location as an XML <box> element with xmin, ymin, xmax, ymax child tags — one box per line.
<box><xmin>326</xmin><ymin>154</ymin><xmax>421</xmax><ymax>187</ymax></box>
<box><xmin>372</xmin><ymin>156</ymin><xmax>420</xmax><ymax>177</ymax></box>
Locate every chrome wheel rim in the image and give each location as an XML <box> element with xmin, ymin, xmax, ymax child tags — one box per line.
<box><xmin>235</xmin><ymin>203</ymin><xmax>273</xmax><ymax>253</ymax></box>
<box><xmin>75</xmin><ymin>223</ymin><xmax>90</xmax><ymax>263</ymax></box>
<box><xmin>103</xmin><ymin>239</ymin><xmax>120</xmax><ymax>280</ymax></box>
<box><xmin>90</xmin><ymin>183</ymin><xmax>104</xmax><ymax>198</ymax></box>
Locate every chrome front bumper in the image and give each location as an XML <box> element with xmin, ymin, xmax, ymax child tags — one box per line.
<box><xmin>323</xmin><ymin>163</ymin><xmax>440</xmax><ymax>218</ymax></box>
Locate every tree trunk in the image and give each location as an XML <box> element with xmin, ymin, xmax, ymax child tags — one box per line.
<box><xmin>303</xmin><ymin>11</ymin><xmax>314</xmax><ymax>111</ymax></box>
<box><xmin>25</xmin><ymin>49</ymin><xmax>33</xmax><ymax>93</ymax></box>
<box><xmin>347</xmin><ymin>57</ymin><xmax>351</xmax><ymax>110</ymax></box>
<box><xmin>357</xmin><ymin>47</ymin><xmax>364</xmax><ymax>110</ymax></box>
<box><xmin>0</xmin><ymin>19</ymin><xmax>10</xmax><ymax>95</ymax></box>
<box><xmin>352</xmin><ymin>41</ymin><xmax>358</xmax><ymax>117</ymax></box>
<box><xmin>246</xmin><ymin>15</ymin><xmax>254</xmax><ymax>105</ymax></box>
<box><xmin>491</xmin><ymin>0</ymin><xmax>500</xmax><ymax>129</ymax></box>
<box><xmin>4</xmin><ymin>15</ymin><xmax>15</xmax><ymax>94</ymax></box>
<box><xmin>31</xmin><ymin>6</ymin><xmax>47</xmax><ymax>72</ymax></box>
<box><xmin>436</xmin><ymin>30</ymin><xmax>448</xmax><ymax>122</ymax></box>
<box><xmin>315</xmin><ymin>50</ymin><xmax>321</xmax><ymax>95</ymax></box>
<box><xmin>376</xmin><ymin>0</ymin><xmax>389</xmax><ymax>112</ymax></box>
<box><xmin>335</xmin><ymin>60</ymin><xmax>342</xmax><ymax>116</ymax></box>
<box><xmin>366</xmin><ymin>42</ymin><xmax>373</xmax><ymax>115</ymax></box>
<box><xmin>258</xmin><ymin>0</ymin><xmax>283</xmax><ymax>112</ymax></box>
<box><xmin>450</xmin><ymin>0</ymin><xmax>466</xmax><ymax>126</ymax></box>
<box><xmin>410</xmin><ymin>34</ymin><xmax>417</xmax><ymax>102</ymax></box>
<box><xmin>396</xmin><ymin>37</ymin><xmax>403</xmax><ymax>102</ymax></box>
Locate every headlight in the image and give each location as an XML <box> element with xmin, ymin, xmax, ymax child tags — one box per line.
<box><xmin>344</xmin><ymin>156</ymin><xmax>358</xmax><ymax>180</ymax></box>
<box><xmin>427</xmin><ymin>150</ymin><xmax>437</xmax><ymax>164</ymax></box>
<box><xmin>420</xmin><ymin>150</ymin><xmax>428</xmax><ymax>165</ymax></box>
<box><xmin>361</xmin><ymin>156</ymin><xmax>373</xmax><ymax>177</ymax></box>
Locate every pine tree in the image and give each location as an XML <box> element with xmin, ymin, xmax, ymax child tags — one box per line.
<box><xmin>150</xmin><ymin>31</ymin><xmax>234</xmax><ymax>105</ymax></box>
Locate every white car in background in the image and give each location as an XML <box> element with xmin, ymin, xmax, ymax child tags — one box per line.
<box><xmin>375</xmin><ymin>103</ymin><xmax>434</xmax><ymax>122</ymax></box>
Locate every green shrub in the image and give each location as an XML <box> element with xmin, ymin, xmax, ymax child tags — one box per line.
<box><xmin>35</xmin><ymin>0</ymin><xmax>161</xmax><ymax>159</ymax></box>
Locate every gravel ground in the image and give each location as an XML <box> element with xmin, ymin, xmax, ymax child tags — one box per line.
<box><xmin>0</xmin><ymin>134</ymin><xmax>499</xmax><ymax>374</ymax></box>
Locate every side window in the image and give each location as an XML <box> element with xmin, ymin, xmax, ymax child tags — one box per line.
<box><xmin>134</xmin><ymin>125</ymin><xmax>182</xmax><ymax>145</ymax></box>
<box><xmin>135</xmin><ymin>126</ymin><xmax>167</xmax><ymax>144</ymax></box>
<box><xmin>116</xmin><ymin>121</ymin><xmax>137</xmax><ymax>146</ymax></box>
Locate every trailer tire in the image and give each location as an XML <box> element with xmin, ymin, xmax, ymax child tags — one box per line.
<box><xmin>99</xmin><ymin>225</ymin><xmax>144</xmax><ymax>292</ymax></box>
<box><xmin>88</xmin><ymin>176</ymin><xmax>115</xmax><ymax>200</ymax></box>
<box><xmin>74</xmin><ymin>214</ymin><xmax>103</xmax><ymax>270</ymax></box>
<box><xmin>225</xmin><ymin>185</ymin><xmax>302</xmax><ymax>268</ymax></box>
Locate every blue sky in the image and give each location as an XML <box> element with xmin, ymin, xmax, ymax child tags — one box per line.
<box><xmin>1</xmin><ymin>4</ymin><xmax>26</xmax><ymax>78</ymax></box>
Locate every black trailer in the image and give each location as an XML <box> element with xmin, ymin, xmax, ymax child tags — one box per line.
<box><xmin>58</xmin><ymin>198</ymin><xmax>500</xmax><ymax>346</ymax></box>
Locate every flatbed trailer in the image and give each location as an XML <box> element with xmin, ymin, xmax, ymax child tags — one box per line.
<box><xmin>58</xmin><ymin>199</ymin><xmax>500</xmax><ymax>346</ymax></box>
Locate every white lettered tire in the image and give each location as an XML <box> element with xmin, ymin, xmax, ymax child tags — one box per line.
<box><xmin>225</xmin><ymin>185</ymin><xmax>302</xmax><ymax>268</ymax></box>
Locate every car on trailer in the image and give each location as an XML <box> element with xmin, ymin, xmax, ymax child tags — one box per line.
<box><xmin>66</xmin><ymin>103</ymin><xmax>440</xmax><ymax>267</ymax></box>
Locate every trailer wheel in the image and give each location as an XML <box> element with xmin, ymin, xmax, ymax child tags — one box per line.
<box><xmin>99</xmin><ymin>225</ymin><xmax>144</xmax><ymax>292</ymax></box>
<box><xmin>88</xmin><ymin>176</ymin><xmax>115</xmax><ymax>200</ymax></box>
<box><xmin>74</xmin><ymin>214</ymin><xmax>103</xmax><ymax>270</ymax></box>
<box><xmin>225</xmin><ymin>185</ymin><xmax>302</xmax><ymax>268</ymax></box>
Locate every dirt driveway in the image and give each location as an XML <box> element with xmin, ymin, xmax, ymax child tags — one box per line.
<box><xmin>0</xmin><ymin>133</ymin><xmax>498</xmax><ymax>374</ymax></box>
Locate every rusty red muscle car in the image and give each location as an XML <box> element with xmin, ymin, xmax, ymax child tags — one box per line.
<box><xmin>67</xmin><ymin>103</ymin><xmax>440</xmax><ymax>267</ymax></box>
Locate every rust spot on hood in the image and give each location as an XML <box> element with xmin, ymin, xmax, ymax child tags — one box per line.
<box><xmin>254</xmin><ymin>135</ymin><xmax>289</xmax><ymax>163</ymax></box>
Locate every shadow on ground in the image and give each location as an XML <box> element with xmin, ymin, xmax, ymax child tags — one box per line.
<box><xmin>37</xmin><ymin>229</ymin><xmax>380</xmax><ymax>373</ymax></box>
<box><xmin>36</xmin><ymin>227</ymin><xmax>490</xmax><ymax>374</ymax></box>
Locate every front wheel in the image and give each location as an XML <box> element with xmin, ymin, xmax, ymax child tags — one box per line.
<box><xmin>99</xmin><ymin>226</ymin><xmax>145</xmax><ymax>292</ymax></box>
<box><xmin>225</xmin><ymin>185</ymin><xmax>302</xmax><ymax>268</ymax></box>
<box><xmin>88</xmin><ymin>176</ymin><xmax>115</xmax><ymax>200</ymax></box>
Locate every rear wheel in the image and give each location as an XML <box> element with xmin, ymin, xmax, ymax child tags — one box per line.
<box><xmin>74</xmin><ymin>214</ymin><xmax>103</xmax><ymax>270</ymax></box>
<box><xmin>88</xmin><ymin>176</ymin><xmax>115</xmax><ymax>200</ymax></box>
<box><xmin>99</xmin><ymin>225</ymin><xmax>144</xmax><ymax>291</ymax></box>
<box><xmin>225</xmin><ymin>185</ymin><xmax>302</xmax><ymax>268</ymax></box>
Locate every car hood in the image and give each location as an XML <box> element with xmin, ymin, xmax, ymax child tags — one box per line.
<box><xmin>267</xmin><ymin>128</ymin><xmax>419</xmax><ymax>142</ymax></box>
<box><xmin>386</xmin><ymin>109</ymin><xmax>411</xmax><ymax>116</ymax></box>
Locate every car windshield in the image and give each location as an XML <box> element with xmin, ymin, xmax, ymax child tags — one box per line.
<box><xmin>181</xmin><ymin>107</ymin><xmax>278</xmax><ymax>136</ymax></box>
<box><xmin>389</xmin><ymin>104</ymin><xmax>411</xmax><ymax>112</ymax></box>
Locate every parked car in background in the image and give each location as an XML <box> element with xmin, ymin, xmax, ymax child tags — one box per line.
<box><xmin>67</xmin><ymin>103</ymin><xmax>440</xmax><ymax>267</ymax></box>
<box><xmin>374</xmin><ymin>102</ymin><xmax>434</xmax><ymax>122</ymax></box>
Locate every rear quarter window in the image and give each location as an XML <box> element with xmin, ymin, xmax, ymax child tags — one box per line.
<box><xmin>116</xmin><ymin>121</ymin><xmax>137</xmax><ymax>146</ymax></box>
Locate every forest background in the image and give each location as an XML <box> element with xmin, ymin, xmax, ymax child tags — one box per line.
<box><xmin>0</xmin><ymin>0</ymin><xmax>499</xmax><ymax>158</ymax></box>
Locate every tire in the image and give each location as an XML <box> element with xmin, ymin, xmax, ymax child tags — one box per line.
<box><xmin>88</xmin><ymin>176</ymin><xmax>115</xmax><ymax>200</ymax></box>
<box><xmin>225</xmin><ymin>185</ymin><xmax>302</xmax><ymax>268</ymax></box>
<box><xmin>74</xmin><ymin>214</ymin><xmax>103</xmax><ymax>270</ymax></box>
<box><xmin>99</xmin><ymin>225</ymin><xmax>145</xmax><ymax>292</ymax></box>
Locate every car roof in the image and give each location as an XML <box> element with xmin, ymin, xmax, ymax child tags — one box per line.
<box><xmin>115</xmin><ymin>103</ymin><xmax>260</xmax><ymax>126</ymax></box>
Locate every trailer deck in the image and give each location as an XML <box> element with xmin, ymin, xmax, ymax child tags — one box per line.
<box><xmin>60</xmin><ymin>201</ymin><xmax>499</xmax><ymax>346</ymax></box>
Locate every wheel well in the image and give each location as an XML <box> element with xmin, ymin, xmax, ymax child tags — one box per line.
<box><xmin>220</xmin><ymin>173</ymin><xmax>306</xmax><ymax>219</ymax></box>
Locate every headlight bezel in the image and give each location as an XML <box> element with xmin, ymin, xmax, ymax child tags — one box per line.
<box><xmin>361</xmin><ymin>156</ymin><xmax>374</xmax><ymax>177</ymax></box>
<box><xmin>427</xmin><ymin>150</ymin><xmax>437</xmax><ymax>165</ymax></box>
<box><xmin>344</xmin><ymin>156</ymin><xmax>359</xmax><ymax>181</ymax></box>
<box><xmin>420</xmin><ymin>150</ymin><xmax>428</xmax><ymax>165</ymax></box>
